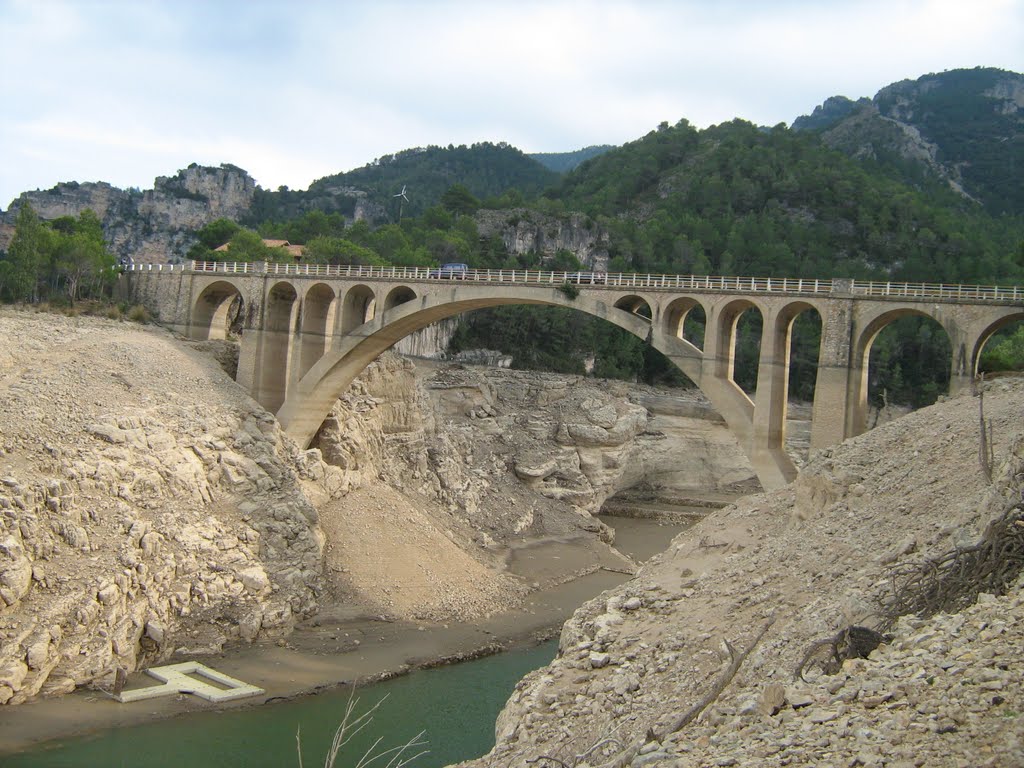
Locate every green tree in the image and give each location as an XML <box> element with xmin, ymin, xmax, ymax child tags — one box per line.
<box><xmin>440</xmin><ymin>184</ymin><xmax>480</xmax><ymax>216</ymax></box>
<box><xmin>196</xmin><ymin>218</ymin><xmax>242</xmax><ymax>249</ymax></box>
<box><xmin>303</xmin><ymin>236</ymin><xmax>384</xmax><ymax>266</ymax></box>
<box><xmin>188</xmin><ymin>218</ymin><xmax>241</xmax><ymax>262</ymax></box>
<box><xmin>53</xmin><ymin>210</ymin><xmax>115</xmax><ymax>302</ymax></box>
<box><xmin>218</xmin><ymin>229</ymin><xmax>291</xmax><ymax>262</ymax></box>
<box><xmin>3</xmin><ymin>203</ymin><xmax>55</xmax><ymax>303</ymax></box>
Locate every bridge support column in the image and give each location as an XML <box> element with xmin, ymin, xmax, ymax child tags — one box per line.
<box><xmin>811</xmin><ymin>298</ymin><xmax>856</xmax><ymax>448</ymax></box>
<box><xmin>751</xmin><ymin>309</ymin><xmax>798</xmax><ymax>488</ymax></box>
<box><xmin>948</xmin><ymin>319</ymin><xmax>974</xmax><ymax>396</ymax></box>
<box><xmin>237</xmin><ymin>330</ymin><xmax>261</xmax><ymax>401</ymax></box>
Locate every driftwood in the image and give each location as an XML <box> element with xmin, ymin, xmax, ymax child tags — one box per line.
<box><xmin>880</xmin><ymin>500</ymin><xmax>1024</xmax><ymax>627</ymax></box>
<box><xmin>794</xmin><ymin>626</ymin><xmax>888</xmax><ymax>681</ymax></box>
<box><xmin>795</xmin><ymin>497</ymin><xmax>1024</xmax><ymax>679</ymax></box>
<box><xmin>592</xmin><ymin>617</ymin><xmax>775</xmax><ymax>768</ymax></box>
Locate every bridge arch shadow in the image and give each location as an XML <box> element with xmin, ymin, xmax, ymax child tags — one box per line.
<box><xmin>299</xmin><ymin>283</ymin><xmax>338</xmax><ymax>379</ymax></box>
<box><xmin>256</xmin><ymin>281</ymin><xmax>300</xmax><ymax>413</ymax></box>
<box><xmin>341</xmin><ymin>284</ymin><xmax>377</xmax><ymax>334</ymax></box>
<box><xmin>384</xmin><ymin>286</ymin><xmax>417</xmax><ymax>311</ymax></box>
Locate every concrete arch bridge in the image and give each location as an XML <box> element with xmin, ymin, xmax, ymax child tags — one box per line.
<box><xmin>124</xmin><ymin>262</ymin><xmax>1024</xmax><ymax>491</ymax></box>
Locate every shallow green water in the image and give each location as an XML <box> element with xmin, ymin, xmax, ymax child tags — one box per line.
<box><xmin>7</xmin><ymin>640</ymin><xmax>558</xmax><ymax>768</ymax></box>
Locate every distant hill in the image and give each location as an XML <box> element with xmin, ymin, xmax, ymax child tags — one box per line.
<box><xmin>793</xmin><ymin>67</ymin><xmax>1024</xmax><ymax>215</ymax></box>
<box><xmin>247</xmin><ymin>142</ymin><xmax>559</xmax><ymax>225</ymax></box>
<box><xmin>529</xmin><ymin>145</ymin><xmax>616</xmax><ymax>173</ymax></box>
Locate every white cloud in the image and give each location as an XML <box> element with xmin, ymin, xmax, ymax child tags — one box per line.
<box><xmin>0</xmin><ymin>0</ymin><xmax>1021</xmax><ymax>206</ymax></box>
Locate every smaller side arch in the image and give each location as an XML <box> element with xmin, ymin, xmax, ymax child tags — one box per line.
<box><xmin>972</xmin><ymin>310</ymin><xmax>1024</xmax><ymax>376</ymax></box>
<box><xmin>663</xmin><ymin>296</ymin><xmax>707</xmax><ymax>349</ymax></box>
<box><xmin>754</xmin><ymin>300</ymin><xmax>820</xmax><ymax>458</ymax></box>
<box><xmin>613</xmin><ymin>294</ymin><xmax>653</xmax><ymax>319</ymax></box>
<box><xmin>300</xmin><ymin>282</ymin><xmax>337</xmax><ymax>379</ymax></box>
<box><xmin>257</xmin><ymin>281</ymin><xmax>299</xmax><ymax>413</ymax></box>
<box><xmin>340</xmin><ymin>284</ymin><xmax>377</xmax><ymax>334</ymax></box>
<box><xmin>191</xmin><ymin>280</ymin><xmax>243</xmax><ymax>340</ymax></box>
<box><xmin>707</xmin><ymin>298</ymin><xmax>761</xmax><ymax>386</ymax></box>
<box><xmin>850</xmin><ymin>307</ymin><xmax>953</xmax><ymax>436</ymax></box>
<box><xmin>384</xmin><ymin>285</ymin><xmax>418</xmax><ymax>312</ymax></box>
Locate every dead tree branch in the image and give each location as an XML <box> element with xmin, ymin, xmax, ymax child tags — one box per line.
<box><xmin>594</xmin><ymin>617</ymin><xmax>775</xmax><ymax>768</ymax></box>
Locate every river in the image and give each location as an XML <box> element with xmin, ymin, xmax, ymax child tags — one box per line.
<box><xmin>2</xmin><ymin>514</ymin><xmax>700</xmax><ymax>767</ymax></box>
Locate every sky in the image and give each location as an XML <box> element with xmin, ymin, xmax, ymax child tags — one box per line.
<box><xmin>1</xmin><ymin>0</ymin><xmax>1022</xmax><ymax>208</ymax></box>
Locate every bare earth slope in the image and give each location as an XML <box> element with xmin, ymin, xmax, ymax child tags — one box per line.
<box><xmin>461</xmin><ymin>378</ymin><xmax>1024</xmax><ymax>768</ymax></box>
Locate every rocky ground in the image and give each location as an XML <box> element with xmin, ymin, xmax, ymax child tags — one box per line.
<box><xmin>459</xmin><ymin>377</ymin><xmax>1024</xmax><ymax>768</ymax></box>
<box><xmin>0</xmin><ymin>308</ymin><xmax>325</xmax><ymax>704</ymax></box>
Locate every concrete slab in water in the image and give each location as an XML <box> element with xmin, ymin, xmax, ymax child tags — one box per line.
<box><xmin>116</xmin><ymin>662</ymin><xmax>264</xmax><ymax>703</ymax></box>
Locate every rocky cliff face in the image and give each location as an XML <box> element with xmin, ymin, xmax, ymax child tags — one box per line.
<box><xmin>0</xmin><ymin>310</ymin><xmax>321</xmax><ymax>705</ymax></box>
<box><xmin>0</xmin><ymin>165</ymin><xmax>256</xmax><ymax>263</ymax></box>
<box><xmin>475</xmin><ymin>209</ymin><xmax>611</xmax><ymax>270</ymax></box>
<box><xmin>393</xmin><ymin>317</ymin><xmax>461</xmax><ymax>359</ymax></box>
<box><xmin>312</xmin><ymin>359</ymin><xmax>758</xmax><ymax>547</ymax></box>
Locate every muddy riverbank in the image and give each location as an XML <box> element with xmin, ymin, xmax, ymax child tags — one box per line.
<box><xmin>0</xmin><ymin>515</ymin><xmax>695</xmax><ymax>757</ymax></box>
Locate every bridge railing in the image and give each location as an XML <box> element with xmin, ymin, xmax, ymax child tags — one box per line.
<box><xmin>124</xmin><ymin>261</ymin><xmax>1023</xmax><ymax>303</ymax></box>
<box><xmin>177</xmin><ymin>261</ymin><xmax>837</xmax><ymax>294</ymax></box>
<box><xmin>850</xmin><ymin>280</ymin><xmax>1022</xmax><ymax>302</ymax></box>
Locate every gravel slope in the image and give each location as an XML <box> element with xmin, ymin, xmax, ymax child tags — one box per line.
<box><xmin>459</xmin><ymin>377</ymin><xmax>1024</xmax><ymax>768</ymax></box>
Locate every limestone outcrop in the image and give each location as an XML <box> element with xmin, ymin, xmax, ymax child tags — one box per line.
<box><xmin>311</xmin><ymin>360</ymin><xmax>758</xmax><ymax>550</ymax></box>
<box><xmin>474</xmin><ymin>209</ymin><xmax>611</xmax><ymax>270</ymax></box>
<box><xmin>0</xmin><ymin>309</ymin><xmax>318</xmax><ymax>704</ymax></box>
<box><xmin>0</xmin><ymin>165</ymin><xmax>255</xmax><ymax>263</ymax></box>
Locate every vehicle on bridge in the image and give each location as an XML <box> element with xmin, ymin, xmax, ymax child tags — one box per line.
<box><xmin>429</xmin><ymin>263</ymin><xmax>469</xmax><ymax>279</ymax></box>
<box><xmin>568</xmin><ymin>271</ymin><xmax>607</xmax><ymax>285</ymax></box>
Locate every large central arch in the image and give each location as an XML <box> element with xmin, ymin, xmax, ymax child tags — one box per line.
<box><xmin>273</xmin><ymin>284</ymin><xmax>795</xmax><ymax>488</ymax></box>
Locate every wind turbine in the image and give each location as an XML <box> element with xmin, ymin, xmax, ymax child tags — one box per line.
<box><xmin>393</xmin><ymin>184</ymin><xmax>409</xmax><ymax>222</ymax></box>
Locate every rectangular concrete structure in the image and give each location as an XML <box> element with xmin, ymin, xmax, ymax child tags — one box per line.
<box><xmin>116</xmin><ymin>662</ymin><xmax>265</xmax><ymax>703</ymax></box>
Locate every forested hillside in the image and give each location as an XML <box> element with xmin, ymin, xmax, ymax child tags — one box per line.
<box><xmin>529</xmin><ymin>145</ymin><xmax>615</xmax><ymax>173</ymax></box>
<box><xmin>800</xmin><ymin>68</ymin><xmax>1024</xmax><ymax>216</ymax></box>
<box><xmin>248</xmin><ymin>142</ymin><xmax>558</xmax><ymax>225</ymax></box>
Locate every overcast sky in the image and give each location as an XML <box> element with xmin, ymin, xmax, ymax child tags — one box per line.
<box><xmin>1</xmin><ymin>0</ymin><xmax>1021</xmax><ymax>208</ymax></box>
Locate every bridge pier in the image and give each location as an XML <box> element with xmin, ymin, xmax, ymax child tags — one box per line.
<box><xmin>751</xmin><ymin>304</ymin><xmax>802</xmax><ymax>486</ymax></box>
<box><xmin>811</xmin><ymin>297</ymin><xmax>856</xmax><ymax>448</ymax></box>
